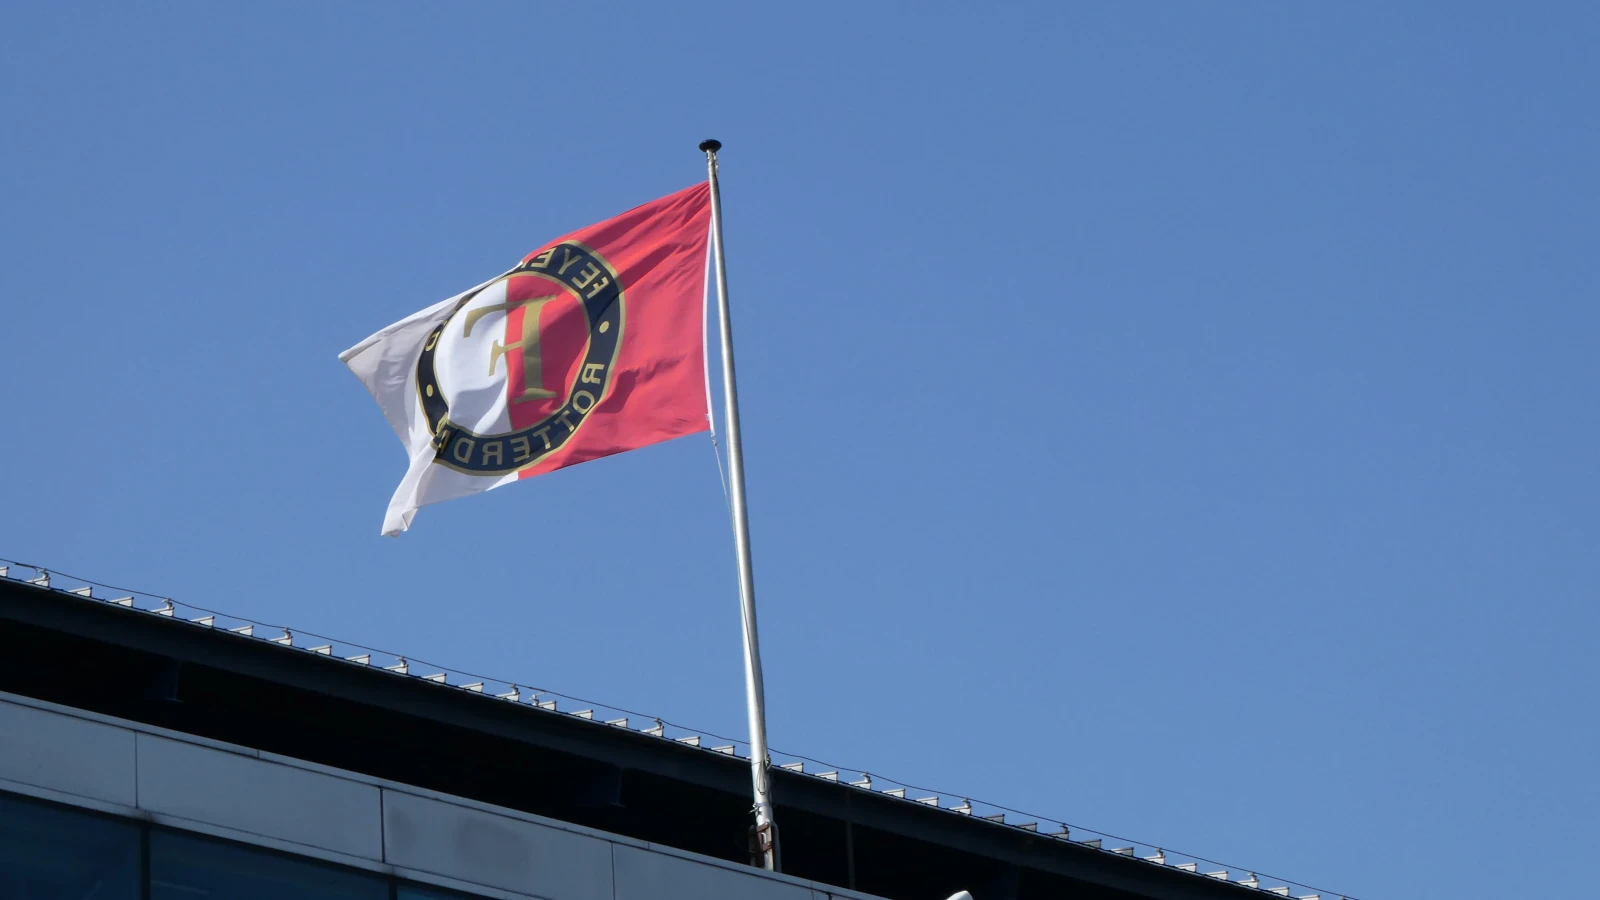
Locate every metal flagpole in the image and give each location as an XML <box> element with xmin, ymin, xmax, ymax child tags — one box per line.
<box><xmin>699</xmin><ymin>138</ymin><xmax>778</xmax><ymax>871</ymax></box>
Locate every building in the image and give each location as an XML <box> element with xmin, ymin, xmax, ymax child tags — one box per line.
<box><xmin>0</xmin><ymin>563</ymin><xmax>1331</xmax><ymax>900</ymax></box>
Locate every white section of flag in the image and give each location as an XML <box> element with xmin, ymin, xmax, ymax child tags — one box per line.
<box><xmin>339</xmin><ymin>276</ymin><xmax>517</xmax><ymax>536</ymax></box>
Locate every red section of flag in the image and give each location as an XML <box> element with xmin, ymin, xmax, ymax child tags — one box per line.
<box><xmin>508</xmin><ymin>182</ymin><xmax>711</xmax><ymax>479</ymax></box>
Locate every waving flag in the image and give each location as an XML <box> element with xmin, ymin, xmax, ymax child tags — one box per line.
<box><xmin>342</xmin><ymin>184</ymin><xmax>712</xmax><ymax>535</ymax></box>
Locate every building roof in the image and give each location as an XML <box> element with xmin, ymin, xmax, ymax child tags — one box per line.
<box><xmin>0</xmin><ymin>561</ymin><xmax>1348</xmax><ymax>900</ymax></box>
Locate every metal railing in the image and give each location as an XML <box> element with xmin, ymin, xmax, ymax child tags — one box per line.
<box><xmin>0</xmin><ymin>557</ymin><xmax>1356</xmax><ymax>900</ymax></box>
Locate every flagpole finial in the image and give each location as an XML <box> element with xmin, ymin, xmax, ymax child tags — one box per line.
<box><xmin>698</xmin><ymin>139</ymin><xmax>722</xmax><ymax>154</ymax></box>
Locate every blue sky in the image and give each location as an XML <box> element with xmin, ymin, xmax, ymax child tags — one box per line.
<box><xmin>3</xmin><ymin>3</ymin><xmax>1596</xmax><ymax>897</ymax></box>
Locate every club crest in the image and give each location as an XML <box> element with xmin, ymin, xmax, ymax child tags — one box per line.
<box><xmin>415</xmin><ymin>241</ymin><xmax>624</xmax><ymax>474</ymax></box>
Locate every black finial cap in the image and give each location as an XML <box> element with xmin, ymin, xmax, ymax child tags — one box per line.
<box><xmin>698</xmin><ymin>139</ymin><xmax>722</xmax><ymax>153</ymax></box>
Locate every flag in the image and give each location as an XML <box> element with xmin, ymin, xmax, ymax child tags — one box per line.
<box><xmin>341</xmin><ymin>183</ymin><xmax>712</xmax><ymax>535</ymax></box>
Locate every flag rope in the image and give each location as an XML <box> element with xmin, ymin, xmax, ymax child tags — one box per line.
<box><xmin>702</xmin><ymin>225</ymin><xmax>733</xmax><ymax>512</ymax></box>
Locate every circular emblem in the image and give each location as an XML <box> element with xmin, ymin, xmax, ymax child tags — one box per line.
<box><xmin>415</xmin><ymin>240</ymin><xmax>624</xmax><ymax>475</ymax></box>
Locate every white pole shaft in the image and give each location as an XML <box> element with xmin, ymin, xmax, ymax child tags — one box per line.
<box><xmin>702</xmin><ymin>140</ymin><xmax>778</xmax><ymax>871</ymax></box>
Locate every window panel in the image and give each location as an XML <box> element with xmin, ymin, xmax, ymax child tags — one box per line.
<box><xmin>398</xmin><ymin>884</ymin><xmax>485</xmax><ymax>900</ymax></box>
<box><xmin>0</xmin><ymin>792</ymin><xmax>141</xmax><ymax>900</ymax></box>
<box><xmin>149</xmin><ymin>830</ymin><xmax>387</xmax><ymax>900</ymax></box>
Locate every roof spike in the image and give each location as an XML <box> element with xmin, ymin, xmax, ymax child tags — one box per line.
<box><xmin>346</xmin><ymin>653</ymin><xmax>371</xmax><ymax>665</ymax></box>
<box><xmin>643</xmin><ymin>718</ymin><xmax>664</xmax><ymax>736</ymax></box>
<box><xmin>1112</xmin><ymin>846</ymin><xmax>1134</xmax><ymax>856</ymax></box>
<box><xmin>573</xmin><ymin>709</ymin><xmax>594</xmax><ymax>719</ymax></box>
<box><xmin>1238</xmin><ymin>874</ymin><xmax>1260</xmax><ymax>889</ymax></box>
<box><xmin>27</xmin><ymin>571</ymin><xmax>50</xmax><ymax>587</ymax></box>
<box><xmin>70</xmin><ymin>585</ymin><xmax>93</xmax><ymax>597</ymax></box>
<box><xmin>422</xmin><ymin>672</ymin><xmax>447</xmax><ymax>683</ymax></box>
<box><xmin>0</xmin><ymin>566</ymin><xmax>8</xmax><ymax>578</ymax></box>
<box><xmin>952</xmin><ymin>799</ymin><xmax>973</xmax><ymax>815</ymax></box>
<box><xmin>1176</xmin><ymin>863</ymin><xmax>1197</xmax><ymax>872</ymax></box>
<box><xmin>309</xmin><ymin>645</ymin><xmax>333</xmax><ymax>655</ymax></box>
<box><xmin>153</xmin><ymin>599</ymin><xmax>175</xmax><ymax>616</ymax></box>
<box><xmin>849</xmin><ymin>774</ymin><xmax>872</xmax><ymax>790</ymax></box>
<box><xmin>1080</xmin><ymin>839</ymin><xmax>1103</xmax><ymax>849</ymax></box>
<box><xmin>675</xmin><ymin>735</ymin><xmax>701</xmax><ymax>747</ymax></box>
<box><xmin>191</xmin><ymin>615</ymin><xmax>214</xmax><ymax>627</ymax></box>
<box><xmin>916</xmin><ymin>796</ymin><xmax>939</xmax><ymax>806</ymax></box>
<box><xmin>1295</xmin><ymin>894</ymin><xmax>1322</xmax><ymax>900</ymax></box>
<box><xmin>983</xmin><ymin>813</ymin><xmax>1006</xmax><ymax>824</ymax></box>
<box><xmin>385</xmin><ymin>657</ymin><xmax>408</xmax><ymax>674</ymax></box>
<box><xmin>111</xmin><ymin>596</ymin><xmax>134</xmax><ymax>606</ymax></box>
<box><xmin>1051</xmin><ymin>825</ymin><xmax>1070</xmax><ymax>839</ymax></box>
<box><xmin>884</xmin><ymin>787</ymin><xmax>906</xmax><ymax>799</ymax></box>
<box><xmin>229</xmin><ymin>624</ymin><xmax>254</xmax><ymax>637</ymax></box>
<box><xmin>1144</xmin><ymin>849</ymin><xmax>1166</xmax><ymax>865</ymax></box>
<box><xmin>816</xmin><ymin>771</ymin><xmax>839</xmax><ymax>781</ymax></box>
<box><xmin>462</xmin><ymin>682</ymin><xmax>484</xmax><ymax>692</ymax></box>
<box><xmin>1016</xmin><ymin>822</ymin><xmax>1037</xmax><ymax>831</ymax></box>
<box><xmin>605</xmin><ymin>717</ymin><xmax>628</xmax><ymax>728</ymax></box>
<box><xmin>497</xmin><ymin>685</ymin><xmax>522</xmax><ymax>702</ymax></box>
<box><xmin>780</xmin><ymin>762</ymin><xmax>805</xmax><ymax>773</ymax></box>
<box><xmin>1267</xmin><ymin>888</ymin><xmax>1290</xmax><ymax>897</ymax></box>
<box><xmin>537</xmin><ymin>699</ymin><xmax>558</xmax><ymax>710</ymax></box>
<box><xmin>712</xmin><ymin>745</ymin><xmax>737</xmax><ymax>755</ymax></box>
<box><xmin>1204</xmin><ymin>870</ymin><xmax>1228</xmax><ymax>880</ymax></box>
<box><xmin>270</xmin><ymin>630</ymin><xmax>292</xmax><ymax>645</ymax></box>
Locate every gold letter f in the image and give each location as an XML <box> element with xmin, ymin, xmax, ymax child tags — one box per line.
<box><xmin>461</xmin><ymin>295</ymin><xmax>560</xmax><ymax>402</ymax></box>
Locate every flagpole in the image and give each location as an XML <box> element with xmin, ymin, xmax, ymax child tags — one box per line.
<box><xmin>700</xmin><ymin>138</ymin><xmax>778</xmax><ymax>871</ymax></box>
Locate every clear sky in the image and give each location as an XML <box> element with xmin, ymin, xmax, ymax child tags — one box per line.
<box><xmin>3</xmin><ymin>4</ymin><xmax>1596</xmax><ymax>898</ymax></box>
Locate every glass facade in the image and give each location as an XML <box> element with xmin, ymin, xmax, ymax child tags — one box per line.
<box><xmin>397</xmin><ymin>887</ymin><xmax>481</xmax><ymax>900</ymax></box>
<box><xmin>151</xmin><ymin>830</ymin><xmax>390</xmax><ymax>900</ymax></box>
<box><xmin>0</xmin><ymin>792</ymin><xmax>488</xmax><ymax>900</ymax></box>
<box><xmin>0</xmin><ymin>792</ymin><xmax>140</xmax><ymax>900</ymax></box>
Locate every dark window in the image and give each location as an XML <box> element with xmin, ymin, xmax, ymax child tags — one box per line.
<box><xmin>149</xmin><ymin>830</ymin><xmax>387</xmax><ymax>900</ymax></box>
<box><xmin>398</xmin><ymin>885</ymin><xmax>482</xmax><ymax>900</ymax></box>
<box><xmin>0</xmin><ymin>792</ymin><xmax>141</xmax><ymax>900</ymax></box>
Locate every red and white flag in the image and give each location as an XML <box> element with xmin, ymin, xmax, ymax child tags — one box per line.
<box><xmin>342</xmin><ymin>184</ymin><xmax>712</xmax><ymax>535</ymax></box>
